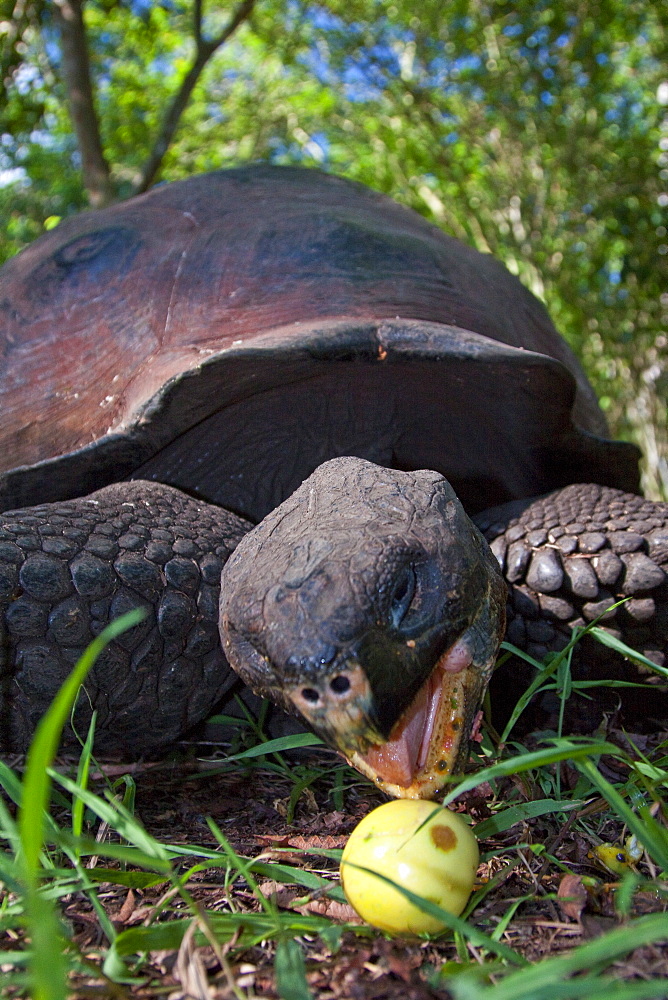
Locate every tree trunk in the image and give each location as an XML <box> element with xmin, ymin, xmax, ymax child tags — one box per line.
<box><xmin>53</xmin><ymin>0</ymin><xmax>115</xmax><ymax>207</ymax></box>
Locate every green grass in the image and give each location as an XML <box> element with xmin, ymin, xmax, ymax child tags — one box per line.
<box><xmin>0</xmin><ymin>623</ymin><xmax>666</xmax><ymax>999</ymax></box>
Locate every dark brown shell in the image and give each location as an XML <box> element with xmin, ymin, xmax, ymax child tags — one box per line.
<box><xmin>0</xmin><ymin>165</ymin><xmax>639</xmax><ymax>519</ymax></box>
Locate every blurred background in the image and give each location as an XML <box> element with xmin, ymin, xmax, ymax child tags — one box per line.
<box><xmin>2</xmin><ymin>0</ymin><xmax>666</xmax><ymax>497</ymax></box>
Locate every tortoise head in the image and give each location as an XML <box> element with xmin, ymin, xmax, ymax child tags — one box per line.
<box><xmin>219</xmin><ymin>457</ymin><xmax>507</xmax><ymax>799</ymax></box>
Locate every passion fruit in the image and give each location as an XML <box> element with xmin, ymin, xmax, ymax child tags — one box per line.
<box><xmin>340</xmin><ymin>799</ymin><xmax>479</xmax><ymax>935</ymax></box>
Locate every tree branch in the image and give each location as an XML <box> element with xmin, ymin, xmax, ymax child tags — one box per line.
<box><xmin>194</xmin><ymin>0</ymin><xmax>204</xmax><ymax>47</ymax></box>
<box><xmin>53</xmin><ymin>0</ymin><xmax>115</xmax><ymax>207</ymax></box>
<box><xmin>135</xmin><ymin>0</ymin><xmax>257</xmax><ymax>195</ymax></box>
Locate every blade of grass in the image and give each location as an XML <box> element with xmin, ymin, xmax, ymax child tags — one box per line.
<box><xmin>448</xmin><ymin>911</ymin><xmax>668</xmax><ymax>1000</ymax></box>
<box><xmin>575</xmin><ymin>759</ymin><xmax>668</xmax><ymax>871</ymax></box>
<box><xmin>499</xmin><ymin>602</ymin><xmax>652</xmax><ymax>743</ymax></box>
<box><xmin>18</xmin><ymin>608</ymin><xmax>145</xmax><ymax>880</ymax></box>
<box><xmin>71</xmin><ymin>712</ymin><xmax>97</xmax><ymax>849</ymax></box>
<box><xmin>83</xmin><ymin>868</ymin><xmax>169</xmax><ymax>889</ymax></box>
<box><xmin>275</xmin><ymin>937</ymin><xmax>312</xmax><ymax>1000</ymax></box>
<box><xmin>473</xmin><ymin>797</ymin><xmax>583</xmax><ymax>838</ymax></box>
<box><xmin>56</xmin><ymin>831</ymin><xmax>175</xmax><ymax>871</ymax></box>
<box><xmin>70</xmin><ymin>860</ymin><xmax>118</xmax><ymax>946</ymax></box>
<box><xmin>49</xmin><ymin>769</ymin><xmax>171</xmax><ymax>862</ymax></box>
<box><xmin>14</xmin><ymin>609</ymin><xmax>145</xmax><ymax>1000</ymax></box>
<box><xmin>105</xmin><ymin>908</ymin><xmax>356</xmax><ymax>971</ymax></box>
<box><xmin>589</xmin><ymin>627</ymin><xmax>668</xmax><ymax>678</ymax></box>
<box><xmin>286</xmin><ymin>768</ymin><xmax>322</xmax><ymax>823</ymax></box>
<box><xmin>442</xmin><ymin>740</ymin><xmax>616</xmax><ymax>806</ymax></box>
<box><xmin>453</xmin><ymin>976</ymin><xmax>668</xmax><ymax>1000</ymax></box>
<box><xmin>206</xmin><ymin>817</ymin><xmax>276</xmax><ymax>917</ymax></box>
<box><xmin>459</xmin><ymin>858</ymin><xmax>524</xmax><ymax>919</ymax></box>
<box><xmin>498</xmin><ymin>640</ymin><xmax>574</xmax><ymax>742</ymax></box>
<box><xmin>199</xmin><ymin>732</ymin><xmax>324</xmax><ymax>768</ymax></box>
<box><xmin>250</xmin><ymin>861</ymin><xmax>346</xmax><ymax>902</ymax></box>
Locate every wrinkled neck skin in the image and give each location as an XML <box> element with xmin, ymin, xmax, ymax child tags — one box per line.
<box><xmin>220</xmin><ymin>456</ymin><xmax>506</xmax><ymax>799</ymax></box>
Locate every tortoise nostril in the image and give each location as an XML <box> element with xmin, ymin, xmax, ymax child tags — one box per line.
<box><xmin>301</xmin><ymin>687</ymin><xmax>320</xmax><ymax>703</ymax></box>
<box><xmin>329</xmin><ymin>674</ymin><xmax>351</xmax><ymax>694</ymax></box>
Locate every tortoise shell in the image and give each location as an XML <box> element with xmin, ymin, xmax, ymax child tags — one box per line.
<box><xmin>0</xmin><ymin>165</ymin><xmax>639</xmax><ymax>520</ymax></box>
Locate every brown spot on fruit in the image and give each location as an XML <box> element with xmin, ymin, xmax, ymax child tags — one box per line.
<box><xmin>431</xmin><ymin>824</ymin><xmax>457</xmax><ymax>852</ymax></box>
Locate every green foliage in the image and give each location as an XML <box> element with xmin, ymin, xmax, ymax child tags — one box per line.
<box><xmin>9</xmin><ymin>609</ymin><xmax>145</xmax><ymax>1000</ymax></box>
<box><xmin>0</xmin><ymin>622</ymin><xmax>351</xmax><ymax>995</ymax></box>
<box><xmin>1</xmin><ymin>0</ymin><xmax>666</xmax><ymax>494</ymax></box>
<box><xmin>0</xmin><ymin>620</ymin><xmax>667</xmax><ymax>995</ymax></box>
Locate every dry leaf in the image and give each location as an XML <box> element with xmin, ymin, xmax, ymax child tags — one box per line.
<box><xmin>296</xmin><ymin>898</ymin><xmax>361</xmax><ymax>923</ymax></box>
<box><xmin>284</xmin><ymin>833</ymin><xmax>347</xmax><ymax>850</ymax></box>
<box><xmin>175</xmin><ymin>921</ymin><xmax>213</xmax><ymax>1000</ymax></box>
<box><xmin>116</xmin><ymin>889</ymin><xmax>136</xmax><ymax>924</ymax></box>
<box><xmin>557</xmin><ymin>873</ymin><xmax>587</xmax><ymax>922</ymax></box>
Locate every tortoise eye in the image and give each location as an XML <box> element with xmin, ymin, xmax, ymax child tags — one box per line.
<box><xmin>390</xmin><ymin>565</ymin><xmax>417</xmax><ymax>629</ymax></box>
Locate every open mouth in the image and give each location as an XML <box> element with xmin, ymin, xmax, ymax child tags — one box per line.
<box><xmin>346</xmin><ymin>640</ymin><xmax>481</xmax><ymax>799</ymax></box>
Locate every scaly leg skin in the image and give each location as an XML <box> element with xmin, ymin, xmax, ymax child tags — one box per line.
<box><xmin>474</xmin><ymin>483</ymin><xmax>668</xmax><ymax>713</ymax></box>
<box><xmin>0</xmin><ymin>482</ymin><xmax>251</xmax><ymax>753</ymax></box>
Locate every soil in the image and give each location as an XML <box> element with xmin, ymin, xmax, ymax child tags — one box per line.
<box><xmin>49</xmin><ymin>722</ymin><xmax>668</xmax><ymax>1000</ymax></box>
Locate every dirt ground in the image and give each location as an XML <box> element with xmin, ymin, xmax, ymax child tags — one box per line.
<box><xmin>55</xmin><ymin>729</ymin><xmax>668</xmax><ymax>1000</ymax></box>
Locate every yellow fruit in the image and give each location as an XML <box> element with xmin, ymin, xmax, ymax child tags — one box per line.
<box><xmin>340</xmin><ymin>799</ymin><xmax>479</xmax><ymax>935</ymax></box>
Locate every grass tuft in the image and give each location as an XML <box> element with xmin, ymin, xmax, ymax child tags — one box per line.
<box><xmin>0</xmin><ymin>616</ymin><xmax>666</xmax><ymax>997</ymax></box>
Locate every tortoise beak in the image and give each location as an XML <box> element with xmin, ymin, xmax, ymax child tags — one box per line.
<box><xmin>347</xmin><ymin>643</ymin><xmax>486</xmax><ymax>799</ymax></box>
<box><xmin>284</xmin><ymin>576</ymin><xmax>504</xmax><ymax>799</ymax></box>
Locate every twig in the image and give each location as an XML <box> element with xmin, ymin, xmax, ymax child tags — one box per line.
<box><xmin>135</xmin><ymin>0</ymin><xmax>257</xmax><ymax>194</ymax></box>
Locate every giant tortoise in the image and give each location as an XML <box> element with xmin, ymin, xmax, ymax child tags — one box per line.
<box><xmin>1</xmin><ymin>165</ymin><xmax>666</xmax><ymax>798</ymax></box>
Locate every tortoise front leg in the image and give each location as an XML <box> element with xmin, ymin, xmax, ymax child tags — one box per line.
<box><xmin>0</xmin><ymin>482</ymin><xmax>251</xmax><ymax>754</ymax></box>
<box><xmin>474</xmin><ymin>483</ymin><xmax>668</xmax><ymax>671</ymax></box>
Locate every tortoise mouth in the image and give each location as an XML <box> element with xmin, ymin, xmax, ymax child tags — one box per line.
<box><xmin>347</xmin><ymin>640</ymin><xmax>479</xmax><ymax>799</ymax></box>
<box><xmin>342</xmin><ymin>555</ymin><xmax>506</xmax><ymax>800</ymax></box>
